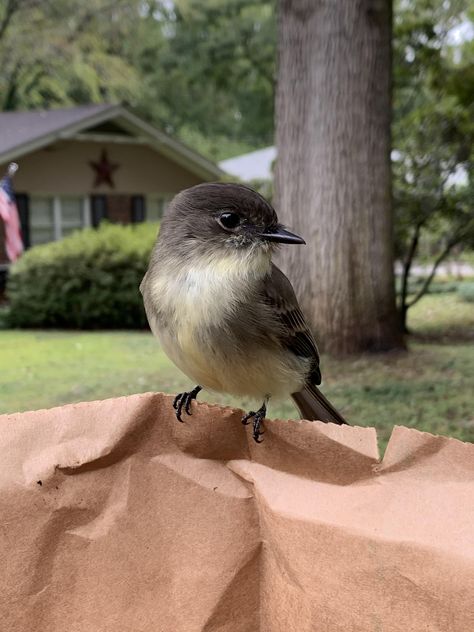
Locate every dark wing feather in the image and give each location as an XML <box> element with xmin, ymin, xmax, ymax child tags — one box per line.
<box><xmin>261</xmin><ymin>264</ymin><xmax>321</xmax><ymax>385</ymax></box>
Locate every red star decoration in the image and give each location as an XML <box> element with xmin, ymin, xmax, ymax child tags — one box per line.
<box><xmin>89</xmin><ymin>149</ymin><xmax>119</xmax><ymax>188</ymax></box>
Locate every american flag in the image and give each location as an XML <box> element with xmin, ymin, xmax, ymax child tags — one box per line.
<box><xmin>0</xmin><ymin>163</ymin><xmax>24</xmax><ymax>262</ymax></box>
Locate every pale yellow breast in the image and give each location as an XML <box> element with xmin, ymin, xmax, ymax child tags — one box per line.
<box><xmin>158</xmin><ymin>325</ymin><xmax>306</xmax><ymax>400</ymax></box>
<box><xmin>147</xmin><ymin>249</ymin><xmax>291</xmax><ymax>397</ymax></box>
<box><xmin>151</xmin><ymin>250</ymin><xmax>269</xmax><ymax>326</ymax></box>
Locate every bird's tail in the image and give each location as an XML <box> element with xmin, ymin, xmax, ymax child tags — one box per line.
<box><xmin>291</xmin><ymin>383</ymin><xmax>348</xmax><ymax>425</ymax></box>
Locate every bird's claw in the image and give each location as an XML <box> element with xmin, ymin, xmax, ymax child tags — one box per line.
<box><xmin>172</xmin><ymin>392</ymin><xmax>186</xmax><ymax>422</ymax></box>
<box><xmin>241</xmin><ymin>411</ymin><xmax>254</xmax><ymax>426</ymax></box>
<box><xmin>242</xmin><ymin>404</ymin><xmax>267</xmax><ymax>443</ymax></box>
<box><xmin>173</xmin><ymin>386</ymin><xmax>202</xmax><ymax>422</ymax></box>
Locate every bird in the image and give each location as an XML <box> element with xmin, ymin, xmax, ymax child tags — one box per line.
<box><xmin>140</xmin><ymin>182</ymin><xmax>347</xmax><ymax>442</ymax></box>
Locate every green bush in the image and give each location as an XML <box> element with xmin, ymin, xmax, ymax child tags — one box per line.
<box><xmin>395</xmin><ymin>276</ymin><xmax>460</xmax><ymax>296</ymax></box>
<box><xmin>423</xmin><ymin>280</ymin><xmax>459</xmax><ymax>294</ymax></box>
<box><xmin>458</xmin><ymin>282</ymin><xmax>474</xmax><ymax>303</ymax></box>
<box><xmin>7</xmin><ymin>222</ymin><xmax>159</xmax><ymax>329</ymax></box>
<box><xmin>0</xmin><ymin>305</ymin><xmax>10</xmax><ymax>330</ymax></box>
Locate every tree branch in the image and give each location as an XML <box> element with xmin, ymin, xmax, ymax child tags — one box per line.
<box><xmin>0</xmin><ymin>0</ymin><xmax>43</xmax><ymax>44</ymax></box>
<box><xmin>406</xmin><ymin>235</ymin><xmax>462</xmax><ymax>309</ymax></box>
<box><xmin>0</xmin><ymin>0</ymin><xmax>19</xmax><ymax>43</ymax></box>
<box><xmin>399</xmin><ymin>221</ymin><xmax>422</xmax><ymax>311</ymax></box>
<box><xmin>73</xmin><ymin>1</ymin><xmax>130</xmax><ymax>36</ymax></box>
<box><xmin>1</xmin><ymin>60</ymin><xmax>21</xmax><ymax>111</ymax></box>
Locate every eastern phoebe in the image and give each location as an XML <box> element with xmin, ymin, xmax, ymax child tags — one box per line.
<box><xmin>140</xmin><ymin>182</ymin><xmax>347</xmax><ymax>442</ymax></box>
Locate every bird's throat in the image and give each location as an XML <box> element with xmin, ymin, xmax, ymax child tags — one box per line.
<box><xmin>151</xmin><ymin>248</ymin><xmax>271</xmax><ymax>330</ymax></box>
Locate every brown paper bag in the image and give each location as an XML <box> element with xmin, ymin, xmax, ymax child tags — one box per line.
<box><xmin>1</xmin><ymin>392</ymin><xmax>473</xmax><ymax>631</ymax></box>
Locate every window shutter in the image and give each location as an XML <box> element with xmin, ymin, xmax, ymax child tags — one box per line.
<box><xmin>131</xmin><ymin>195</ymin><xmax>145</xmax><ymax>223</ymax></box>
<box><xmin>90</xmin><ymin>195</ymin><xmax>107</xmax><ymax>227</ymax></box>
<box><xmin>16</xmin><ymin>193</ymin><xmax>30</xmax><ymax>248</ymax></box>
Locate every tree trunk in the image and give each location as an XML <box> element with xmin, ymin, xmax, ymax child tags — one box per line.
<box><xmin>399</xmin><ymin>304</ymin><xmax>410</xmax><ymax>335</ymax></box>
<box><xmin>275</xmin><ymin>0</ymin><xmax>403</xmax><ymax>355</ymax></box>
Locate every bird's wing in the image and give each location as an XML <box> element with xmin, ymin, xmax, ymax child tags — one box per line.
<box><xmin>261</xmin><ymin>264</ymin><xmax>321</xmax><ymax>385</ymax></box>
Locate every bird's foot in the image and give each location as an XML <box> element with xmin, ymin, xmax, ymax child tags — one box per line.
<box><xmin>173</xmin><ymin>385</ymin><xmax>202</xmax><ymax>422</ymax></box>
<box><xmin>242</xmin><ymin>401</ymin><xmax>267</xmax><ymax>443</ymax></box>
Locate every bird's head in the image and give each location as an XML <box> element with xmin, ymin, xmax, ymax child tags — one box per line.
<box><xmin>160</xmin><ymin>183</ymin><xmax>305</xmax><ymax>258</ymax></box>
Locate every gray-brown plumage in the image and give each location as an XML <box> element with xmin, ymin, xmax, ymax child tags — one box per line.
<box><xmin>140</xmin><ymin>182</ymin><xmax>348</xmax><ymax>442</ymax></box>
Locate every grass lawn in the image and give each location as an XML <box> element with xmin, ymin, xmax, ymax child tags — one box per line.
<box><xmin>1</xmin><ymin>294</ymin><xmax>473</xmax><ymax>448</ymax></box>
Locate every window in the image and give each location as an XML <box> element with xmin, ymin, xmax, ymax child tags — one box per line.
<box><xmin>30</xmin><ymin>196</ymin><xmax>88</xmax><ymax>245</ymax></box>
<box><xmin>30</xmin><ymin>197</ymin><xmax>55</xmax><ymax>246</ymax></box>
<box><xmin>146</xmin><ymin>196</ymin><xmax>165</xmax><ymax>222</ymax></box>
<box><xmin>146</xmin><ymin>195</ymin><xmax>173</xmax><ymax>221</ymax></box>
<box><xmin>61</xmin><ymin>197</ymin><xmax>83</xmax><ymax>237</ymax></box>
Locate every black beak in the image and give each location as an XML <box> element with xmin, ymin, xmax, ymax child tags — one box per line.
<box><xmin>259</xmin><ymin>225</ymin><xmax>306</xmax><ymax>245</ymax></box>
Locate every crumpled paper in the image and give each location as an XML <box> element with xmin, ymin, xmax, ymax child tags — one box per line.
<box><xmin>1</xmin><ymin>392</ymin><xmax>473</xmax><ymax>631</ymax></box>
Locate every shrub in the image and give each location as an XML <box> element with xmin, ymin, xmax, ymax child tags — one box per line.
<box><xmin>0</xmin><ymin>305</ymin><xmax>10</xmax><ymax>330</ymax></box>
<box><xmin>423</xmin><ymin>280</ymin><xmax>459</xmax><ymax>294</ymax></box>
<box><xmin>395</xmin><ymin>276</ymin><xmax>459</xmax><ymax>296</ymax></box>
<box><xmin>7</xmin><ymin>222</ymin><xmax>159</xmax><ymax>329</ymax></box>
<box><xmin>458</xmin><ymin>282</ymin><xmax>474</xmax><ymax>303</ymax></box>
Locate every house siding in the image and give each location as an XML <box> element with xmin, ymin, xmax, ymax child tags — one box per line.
<box><xmin>0</xmin><ymin>140</ymin><xmax>204</xmax><ymax>196</ymax></box>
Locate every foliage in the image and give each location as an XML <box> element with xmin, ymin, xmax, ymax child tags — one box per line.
<box><xmin>393</xmin><ymin>0</ymin><xmax>474</xmax><ymax>331</ymax></box>
<box><xmin>0</xmin><ymin>305</ymin><xmax>9</xmax><ymax>329</ymax></box>
<box><xmin>0</xmin><ymin>0</ymin><xmax>275</xmax><ymax>160</ymax></box>
<box><xmin>6</xmin><ymin>222</ymin><xmax>158</xmax><ymax>329</ymax></box>
<box><xmin>127</xmin><ymin>0</ymin><xmax>276</xmax><ymax>159</ymax></box>
<box><xmin>395</xmin><ymin>276</ymin><xmax>462</xmax><ymax>296</ymax></box>
<box><xmin>1</xmin><ymin>0</ymin><xmax>473</xmax><ymax>334</ymax></box>
<box><xmin>458</xmin><ymin>282</ymin><xmax>474</xmax><ymax>303</ymax></box>
<box><xmin>0</xmin><ymin>0</ymin><xmax>143</xmax><ymax>111</ymax></box>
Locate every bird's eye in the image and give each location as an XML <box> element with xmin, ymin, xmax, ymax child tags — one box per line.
<box><xmin>218</xmin><ymin>212</ymin><xmax>241</xmax><ymax>230</ymax></box>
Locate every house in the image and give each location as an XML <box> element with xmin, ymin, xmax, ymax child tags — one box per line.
<box><xmin>0</xmin><ymin>104</ymin><xmax>223</xmax><ymax>265</ymax></box>
<box><xmin>219</xmin><ymin>146</ymin><xmax>276</xmax><ymax>181</ymax></box>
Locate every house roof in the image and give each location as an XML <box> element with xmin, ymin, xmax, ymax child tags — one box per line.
<box><xmin>0</xmin><ymin>104</ymin><xmax>223</xmax><ymax>180</ymax></box>
<box><xmin>219</xmin><ymin>146</ymin><xmax>276</xmax><ymax>181</ymax></box>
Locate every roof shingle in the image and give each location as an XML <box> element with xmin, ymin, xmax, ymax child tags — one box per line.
<box><xmin>0</xmin><ymin>104</ymin><xmax>114</xmax><ymax>157</ymax></box>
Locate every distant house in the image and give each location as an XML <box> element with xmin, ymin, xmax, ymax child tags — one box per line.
<box><xmin>0</xmin><ymin>104</ymin><xmax>223</xmax><ymax>265</ymax></box>
<box><xmin>219</xmin><ymin>146</ymin><xmax>276</xmax><ymax>181</ymax></box>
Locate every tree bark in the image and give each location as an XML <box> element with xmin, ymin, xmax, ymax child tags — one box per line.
<box><xmin>275</xmin><ymin>0</ymin><xmax>403</xmax><ymax>355</ymax></box>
